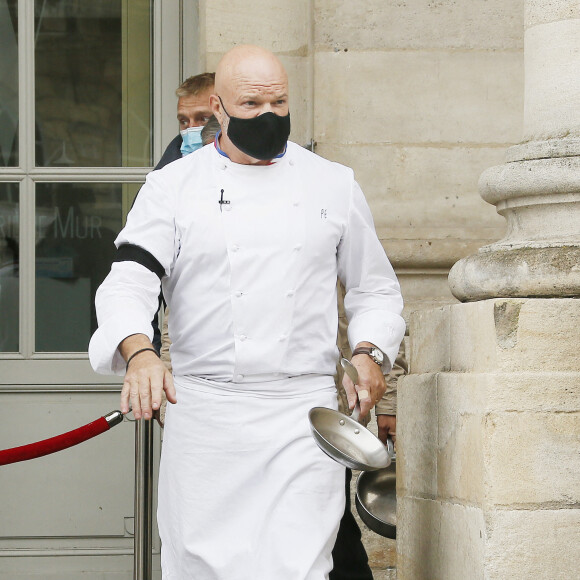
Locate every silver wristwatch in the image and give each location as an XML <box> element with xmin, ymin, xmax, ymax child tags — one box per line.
<box><xmin>351</xmin><ymin>346</ymin><xmax>384</xmax><ymax>366</ymax></box>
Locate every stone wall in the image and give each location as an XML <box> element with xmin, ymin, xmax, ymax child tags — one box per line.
<box><xmin>312</xmin><ymin>0</ymin><xmax>524</xmax><ymax>322</ymax></box>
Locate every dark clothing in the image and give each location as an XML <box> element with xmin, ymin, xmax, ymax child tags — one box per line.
<box><xmin>155</xmin><ymin>134</ymin><xmax>182</xmax><ymax>171</ymax></box>
<box><xmin>153</xmin><ymin>134</ymin><xmax>374</xmax><ymax>579</ymax></box>
<box><xmin>330</xmin><ymin>469</ymin><xmax>374</xmax><ymax>580</ymax></box>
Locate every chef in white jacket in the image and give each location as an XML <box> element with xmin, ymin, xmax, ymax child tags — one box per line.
<box><xmin>89</xmin><ymin>44</ymin><xmax>405</xmax><ymax>580</ymax></box>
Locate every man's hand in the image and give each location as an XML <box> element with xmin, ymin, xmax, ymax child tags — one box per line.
<box><xmin>377</xmin><ymin>414</ymin><xmax>396</xmax><ymax>446</ymax></box>
<box><xmin>119</xmin><ymin>334</ymin><xmax>177</xmax><ymax>420</ymax></box>
<box><xmin>342</xmin><ymin>343</ymin><xmax>387</xmax><ymax>418</ymax></box>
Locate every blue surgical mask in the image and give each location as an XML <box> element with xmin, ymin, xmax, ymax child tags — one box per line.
<box><xmin>180</xmin><ymin>126</ymin><xmax>204</xmax><ymax>156</ymax></box>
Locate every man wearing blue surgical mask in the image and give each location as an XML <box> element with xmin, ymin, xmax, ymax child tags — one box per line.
<box><xmin>146</xmin><ymin>73</ymin><xmax>215</xmax><ymax>353</ymax></box>
<box><xmin>155</xmin><ymin>72</ymin><xmax>215</xmax><ymax>170</ymax></box>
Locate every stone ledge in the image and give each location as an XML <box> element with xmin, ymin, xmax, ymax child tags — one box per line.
<box><xmin>479</xmin><ymin>156</ymin><xmax>580</xmax><ymax>204</ymax></box>
<box><xmin>506</xmin><ymin>137</ymin><xmax>580</xmax><ymax>162</ymax></box>
<box><xmin>449</xmin><ymin>249</ymin><xmax>580</xmax><ymax>301</ymax></box>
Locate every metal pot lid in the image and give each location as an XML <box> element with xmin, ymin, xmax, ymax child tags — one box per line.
<box><xmin>355</xmin><ymin>460</ymin><xmax>397</xmax><ymax>539</ymax></box>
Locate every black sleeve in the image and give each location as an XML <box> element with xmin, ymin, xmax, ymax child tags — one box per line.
<box><xmin>113</xmin><ymin>243</ymin><xmax>165</xmax><ymax>280</ymax></box>
<box><xmin>113</xmin><ymin>243</ymin><xmax>166</xmax><ymax>353</ymax></box>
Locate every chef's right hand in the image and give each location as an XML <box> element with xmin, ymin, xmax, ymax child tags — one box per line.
<box><xmin>119</xmin><ymin>334</ymin><xmax>177</xmax><ymax>420</ymax></box>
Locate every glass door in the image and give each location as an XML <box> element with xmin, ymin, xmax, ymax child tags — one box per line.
<box><xmin>0</xmin><ymin>1</ymin><xmax>186</xmax><ymax>577</ymax></box>
<box><xmin>0</xmin><ymin>0</ymin><xmax>152</xmax><ymax>362</ymax></box>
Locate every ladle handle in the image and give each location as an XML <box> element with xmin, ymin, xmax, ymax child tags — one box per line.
<box><xmin>385</xmin><ymin>437</ymin><xmax>395</xmax><ymax>458</ymax></box>
<box><xmin>351</xmin><ymin>402</ymin><xmax>361</xmax><ymax>422</ymax></box>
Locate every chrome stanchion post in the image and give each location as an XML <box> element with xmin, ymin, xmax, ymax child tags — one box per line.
<box><xmin>134</xmin><ymin>418</ymin><xmax>154</xmax><ymax>580</ymax></box>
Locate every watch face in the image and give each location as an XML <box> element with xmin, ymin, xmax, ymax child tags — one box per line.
<box><xmin>371</xmin><ymin>348</ymin><xmax>384</xmax><ymax>364</ymax></box>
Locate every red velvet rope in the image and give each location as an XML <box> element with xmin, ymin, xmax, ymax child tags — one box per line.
<box><xmin>0</xmin><ymin>416</ymin><xmax>111</xmax><ymax>466</ymax></box>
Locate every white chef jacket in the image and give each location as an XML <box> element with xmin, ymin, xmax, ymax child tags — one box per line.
<box><xmin>89</xmin><ymin>141</ymin><xmax>405</xmax><ymax>381</ymax></box>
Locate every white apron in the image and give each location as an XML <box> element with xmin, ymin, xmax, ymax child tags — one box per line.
<box><xmin>158</xmin><ymin>374</ymin><xmax>345</xmax><ymax>580</ymax></box>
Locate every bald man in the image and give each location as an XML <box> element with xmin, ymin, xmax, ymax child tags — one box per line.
<box><xmin>89</xmin><ymin>45</ymin><xmax>404</xmax><ymax>579</ymax></box>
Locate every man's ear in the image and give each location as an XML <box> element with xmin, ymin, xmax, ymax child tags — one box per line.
<box><xmin>209</xmin><ymin>94</ymin><xmax>224</xmax><ymax>125</ymax></box>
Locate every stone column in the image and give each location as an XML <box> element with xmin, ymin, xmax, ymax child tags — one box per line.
<box><xmin>448</xmin><ymin>0</ymin><xmax>580</xmax><ymax>300</ymax></box>
<box><xmin>398</xmin><ymin>2</ymin><xmax>580</xmax><ymax>578</ymax></box>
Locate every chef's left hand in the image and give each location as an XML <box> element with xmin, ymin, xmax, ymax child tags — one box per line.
<box><xmin>377</xmin><ymin>414</ymin><xmax>396</xmax><ymax>446</ymax></box>
<box><xmin>343</xmin><ymin>346</ymin><xmax>387</xmax><ymax>418</ymax></box>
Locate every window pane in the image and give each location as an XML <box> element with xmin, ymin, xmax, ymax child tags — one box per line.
<box><xmin>35</xmin><ymin>183</ymin><xmax>128</xmax><ymax>352</ymax></box>
<box><xmin>34</xmin><ymin>1</ymin><xmax>152</xmax><ymax>168</ymax></box>
<box><xmin>0</xmin><ymin>0</ymin><xmax>18</xmax><ymax>167</ymax></box>
<box><xmin>0</xmin><ymin>184</ymin><xmax>19</xmax><ymax>352</ymax></box>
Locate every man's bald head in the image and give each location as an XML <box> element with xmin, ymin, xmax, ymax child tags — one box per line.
<box><xmin>214</xmin><ymin>45</ymin><xmax>288</xmax><ymax>100</ymax></box>
<box><xmin>210</xmin><ymin>45</ymin><xmax>290</xmax><ymax>164</ymax></box>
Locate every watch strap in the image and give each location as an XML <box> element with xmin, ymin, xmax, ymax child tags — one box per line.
<box><xmin>352</xmin><ymin>347</ymin><xmax>373</xmax><ymax>357</ymax></box>
<box><xmin>352</xmin><ymin>346</ymin><xmax>382</xmax><ymax>365</ymax></box>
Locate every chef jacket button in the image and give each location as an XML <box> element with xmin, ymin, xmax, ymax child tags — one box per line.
<box><xmin>239</xmin><ymin>334</ymin><xmax>247</xmax><ymax>341</ymax></box>
<box><xmin>221</xmin><ymin>163</ymin><xmax>227</xmax><ymax>170</ymax></box>
<box><xmin>286</xmin><ymin>290</ymin><xmax>295</xmax><ymax>297</ymax></box>
<box><xmin>279</xmin><ymin>334</ymin><xmax>287</xmax><ymax>341</ymax></box>
<box><xmin>224</xmin><ymin>205</ymin><xmax>232</xmax><ymax>212</ymax></box>
<box><xmin>289</xmin><ymin>159</ymin><xmax>294</xmax><ymax>166</ymax></box>
<box><xmin>235</xmin><ymin>291</ymin><xmax>243</xmax><ymax>298</ymax></box>
<box><xmin>293</xmin><ymin>200</ymin><xmax>299</xmax><ymax>207</ymax></box>
<box><xmin>232</xmin><ymin>244</ymin><xmax>239</xmax><ymax>252</ymax></box>
<box><xmin>293</xmin><ymin>244</ymin><xmax>302</xmax><ymax>251</ymax></box>
<box><xmin>235</xmin><ymin>374</ymin><xmax>244</xmax><ymax>381</ymax></box>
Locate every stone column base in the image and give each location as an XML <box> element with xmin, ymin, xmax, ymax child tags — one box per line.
<box><xmin>449</xmin><ymin>245</ymin><xmax>580</xmax><ymax>301</ymax></box>
<box><xmin>397</xmin><ymin>298</ymin><xmax>580</xmax><ymax>580</ymax></box>
<box><xmin>448</xmin><ymin>142</ymin><xmax>580</xmax><ymax>302</ymax></box>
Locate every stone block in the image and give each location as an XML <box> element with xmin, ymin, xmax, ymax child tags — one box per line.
<box><xmin>485</xmin><ymin>508</ymin><xmax>580</xmax><ymax>580</ymax></box>
<box><xmin>485</xmin><ymin>411</ymin><xmax>580</xmax><ymax>506</ymax></box>
<box><xmin>413</xmin><ymin>298</ymin><xmax>580</xmax><ymax>373</ymax></box>
<box><xmin>408</xmin><ymin>307</ymin><xmax>451</xmax><ymax>373</ymax></box>
<box><xmin>495</xmin><ymin>298</ymin><xmax>580</xmax><ymax>372</ymax></box>
<box><xmin>487</xmin><ymin>372</ymin><xmax>580</xmax><ymax>412</ymax></box>
<box><xmin>314</xmin><ymin>51</ymin><xmax>523</xmax><ymax>145</ymax></box>
<box><xmin>204</xmin><ymin>0</ymin><xmax>310</xmax><ymax>53</ymax></box>
<box><xmin>448</xmin><ymin>301</ymin><xmax>498</xmax><ymax>372</ymax></box>
<box><xmin>437</xmin><ymin>373</ymin><xmax>487</xmax><ymax>504</ymax></box>
<box><xmin>397</xmin><ymin>496</ymin><xmax>485</xmax><ymax>580</ymax></box>
<box><xmin>397</xmin><ymin>374</ymin><xmax>438</xmax><ymax>497</ymax></box>
<box><xmin>315</xmin><ymin>0</ymin><xmax>524</xmax><ymax>51</ymax></box>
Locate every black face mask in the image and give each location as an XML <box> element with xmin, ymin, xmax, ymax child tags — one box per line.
<box><xmin>219</xmin><ymin>97</ymin><xmax>291</xmax><ymax>160</ymax></box>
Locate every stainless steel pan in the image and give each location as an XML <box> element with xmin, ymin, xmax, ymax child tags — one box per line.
<box><xmin>308</xmin><ymin>359</ymin><xmax>394</xmax><ymax>471</ymax></box>
<box><xmin>355</xmin><ymin>458</ymin><xmax>397</xmax><ymax>539</ymax></box>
